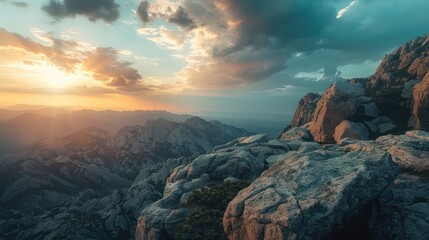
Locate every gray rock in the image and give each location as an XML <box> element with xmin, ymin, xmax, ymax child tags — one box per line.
<box><xmin>279</xmin><ymin>127</ymin><xmax>312</xmax><ymax>141</ymax></box>
<box><xmin>376</xmin><ymin>131</ymin><xmax>429</xmax><ymax>172</ymax></box>
<box><xmin>401</xmin><ymin>79</ymin><xmax>419</xmax><ymax>99</ymax></box>
<box><xmin>365</xmin><ymin>116</ymin><xmax>396</xmax><ymax>134</ymax></box>
<box><xmin>371</xmin><ymin>174</ymin><xmax>429</xmax><ymax>240</ymax></box>
<box><xmin>223</xmin><ymin>139</ymin><xmax>398</xmax><ymax>240</ymax></box>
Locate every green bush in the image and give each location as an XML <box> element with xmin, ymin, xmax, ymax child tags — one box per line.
<box><xmin>175</xmin><ymin>180</ymin><xmax>250</xmax><ymax>240</ymax></box>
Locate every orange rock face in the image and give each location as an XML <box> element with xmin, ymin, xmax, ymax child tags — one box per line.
<box><xmin>410</xmin><ymin>73</ymin><xmax>429</xmax><ymax>130</ymax></box>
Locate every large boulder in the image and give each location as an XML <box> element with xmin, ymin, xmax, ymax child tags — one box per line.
<box><xmin>333</xmin><ymin>120</ymin><xmax>370</xmax><ymax>142</ymax></box>
<box><xmin>291</xmin><ymin>93</ymin><xmax>321</xmax><ymax>127</ymax></box>
<box><xmin>309</xmin><ymin>81</ymin><xmax>366</xmax><ymax>143</ymax></box>
<box><xmin>409</xmin><ymin>72</ymin><xmax>429</xmax><ymax>130</ymax></box>
<box><xmin>223</xmin><ymin>139</ymin><xmax>398</xmax><ymax>240</ymax></box>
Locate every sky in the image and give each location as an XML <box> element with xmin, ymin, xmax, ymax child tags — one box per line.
<box><xmin>0</xmin><ymin>0</ymin><xmax>429</xmax><ymax>121</ymax></box>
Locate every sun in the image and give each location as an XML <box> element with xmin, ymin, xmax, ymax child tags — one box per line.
<box><xmin>38</xmin><ymin>63</ymin><xmax>73</xmax><ymax>89</ymax></box>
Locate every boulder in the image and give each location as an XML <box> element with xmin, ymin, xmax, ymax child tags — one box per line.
<box><xmin>309</xmin><ymin>81</ymin><xmax>365</xmax><ymax>143</ymax></box>
<box><xmin>223</xmin><ymin>139</ymin><xmax>398</xmax><ymax>240</ymax></box>
<box><xmin>333</xmin><ymin>120</ymin><xmax>370</xmax><ymax>142</ymax></box>
<box><xmin>409</xmin><ymin>72</ymin><xmax>429</xmax><ymax>130</ymax></box>
<box><xmin>291</xmin><ymin>93</ymin><xmax>321</xmax><ymax>127</ymax></box>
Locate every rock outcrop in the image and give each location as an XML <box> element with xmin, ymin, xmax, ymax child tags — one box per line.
<box><xmin>223</xmin><ymin>137</ymin><xmax>398</xmax><ymax>240</ymax></box>
<box><xmin>223</xmin><ymin>130</ymin><xmax>429</xmax><ymax>240</ymax></box>
<box><xmin>291</xmin><ymin>93</ymin><xmax>321</xmax><ymax>127</ymax></box>
<box><xmin>292</xmin><ymin>35</ymin><xmax>429</xmax><ymax>143</ymax></box>
<box><xmin>370</xmin><ymin>34</ymin><xmax>429</xmax><ymax>89</ymax></box>
<box><xmin>308</xmin><ymin>81</ymin><xmax>367</xmax><ymax>142</ymax></box>
<box><xmin>135</xmin><ymin>129</ymin><xmax>313</xmax><ymax>240</ymax></box>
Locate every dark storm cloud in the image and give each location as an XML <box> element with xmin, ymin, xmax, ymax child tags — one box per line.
<box><xmin>217</xmin><ymin>0</ymin><xmax>336</xmax><ymax>54</ymax></box>
<box><xmin>168</xmin><ymin>6</ymin><xmax>196</xmax><ymax>30</ymax></box>
<box><xmin>42</xmin><ymin>0</ymin><xmax>120</xmax><ymax>23</ymax></box>
<box><xmin>176</xmin><ymin>0</ymin><xmax>429</xmax><ymax>89</ymax></box>
<box><xmin>137</xmin><ymin>0</ymin><xmax>151</xmax><ymax>23</ymax></box>
<box><xmin>83</xmin><ymin>48</ymin><xmax>143</xmax><ymax>89</ymax></box>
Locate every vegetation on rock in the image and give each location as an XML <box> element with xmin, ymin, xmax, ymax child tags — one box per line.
<box><xmin>175</xmin><ymin>180</ymin><xmax>250</xmax><ymax>240</ymax></box>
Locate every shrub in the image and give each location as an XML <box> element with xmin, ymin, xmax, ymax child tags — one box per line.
<box><xmin>175</xmin><ymin>180</ymin><xmax>250</xmax><ymax>240</ymax></box>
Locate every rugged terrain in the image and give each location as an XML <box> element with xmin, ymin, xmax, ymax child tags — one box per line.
<box><xmin>0</xmin><ymin>117</ymin><xmax>249</xmax><ymax>239</ymax></box>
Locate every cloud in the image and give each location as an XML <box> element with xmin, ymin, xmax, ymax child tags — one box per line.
<box><xmin>82</xmin><ymin>47</ymin><xmax>143</xmax><ymax>89</ymax></box>
<box><xmin>42</xmin><ymin>0</ymin><xmax>120</xmax><ymax>23</ymax></box>
<box><xmin>0</xmin><ymin>28</ymin><xmax>155</xmax><ymax>93</ymax></box>
<box><xmin>336</xmin><ymin>0</ymin><xmax>358</xmax><ymax>19</ymax></box>
<box><xmin>168</xmin><ymin>6</ymin><xmax>196</xmax><ymax>30</ymax></box>
<box><xmin>0</xmin><ymin>0</ymin><xmax>28</xmax><ymax>7</ymax></box>
<box><xmin>137</xmin><ymin>26</ymin><xmax>185</xmax><ymax>50</ymax></box>
<box><xmin>135</xmin><ymin>1</ymin><xmax>197</xmax><ymax>30</ymax></box>
<box><xmin>138</xmin><ymin>0</ymin><xmax>429</xmax><ymax>91</ymax></box>
<box><xmin>0</xmin><ymin>27</ymin><xmax>80</xmax><ymax>73</ymax></box>
<box><xmin>137</xmin><ymin>0</ymin><xmax>151</xmax><ymax>23</ymax></box>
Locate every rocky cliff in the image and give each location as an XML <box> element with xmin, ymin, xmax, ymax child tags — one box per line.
<box><xmin>290</xmin><ymin>34</ymin><xmax>429</xmax><ymax>143</ymax></box>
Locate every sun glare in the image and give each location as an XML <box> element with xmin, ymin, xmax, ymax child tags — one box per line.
<box><xmin>37</xmin><ymin>63</ymin><xmax>73</xmax><ymax>89</ymax></box>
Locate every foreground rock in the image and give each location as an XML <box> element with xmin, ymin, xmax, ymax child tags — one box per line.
<box><xmin>223</xmin><ymin>137</ymin><xmax>398</xmax><ymax>240</ymax></box>
<box><xmin>370</xmin><ymin>130</ymin><xmax>429</xmax><ymax>239</ymax></box>
<box><xmin>370</xmin><ymin>173</ymin><xmax>429</xmax><ymax>240</ymax></box>
<box><xmin>135</xmin><ymin>130</ymin><xmax>313</xmax><ymax>240</ymax></box>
